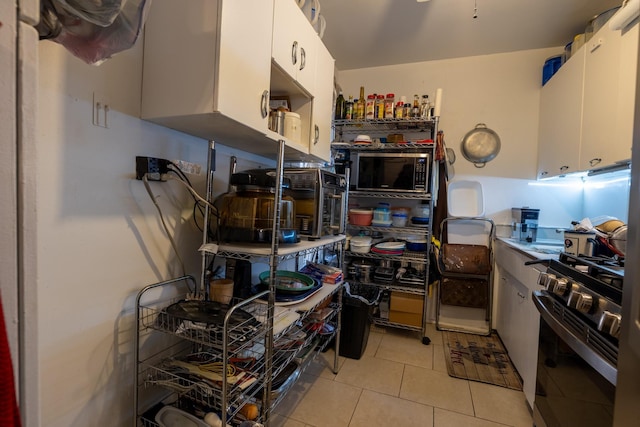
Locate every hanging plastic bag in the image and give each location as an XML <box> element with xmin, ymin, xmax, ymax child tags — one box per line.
<box><xmin>36</xmin><ymin>0</ymin><xmax>152</xmax><ymax>65</ymax></box>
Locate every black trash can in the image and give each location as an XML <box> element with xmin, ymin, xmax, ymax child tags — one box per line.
<box><xmin>339</xmin><ymin>283</ymin><xmax>380</xmax><ymax>360</ymax></box>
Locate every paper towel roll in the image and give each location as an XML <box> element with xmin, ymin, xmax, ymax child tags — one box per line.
<box><xmin>609</xmin><ymin>0</ymin><xmax>639</xmax><ymax>30</ymax></box>
<box><xmin>434</xmin><ymin>88</ymin><xmax>443</xmax><ymax>117</ymax></box>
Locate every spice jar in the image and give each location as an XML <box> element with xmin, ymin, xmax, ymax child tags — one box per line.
<box><xmin>376</xmin><ymin>94</ymin><xmax>385</xmax><ymax>119</ymax></box>
<box><xmin>384</xmin><ymin>94</ymin><xmax>395</xmax><ymax>119</ymax></box>
<box><xmin>395</xmin><ymin>101</ymin><xmax>404</xmax><ymax>119</ymax></box>
<box><xmin>365</xmin><ymin>95</ymin><xmax>376</xmax><ymax>120</ymax></box>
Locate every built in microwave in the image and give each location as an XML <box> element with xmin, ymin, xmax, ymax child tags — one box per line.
<box><xmin>351</xmin><ymin>152</ymin><xmax>431</xmax><ymax>192</ymax></box>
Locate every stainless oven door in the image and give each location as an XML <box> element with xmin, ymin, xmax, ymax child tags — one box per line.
<box><xmin>532</xmin><ymin>291</ymin><xmax>616</xmax><ymax>427</ymax></box>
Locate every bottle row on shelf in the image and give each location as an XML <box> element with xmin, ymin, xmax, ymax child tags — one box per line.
<box><xmin>336</xmin><ymin>86</ymin><xmax>442</xmax><ymax>121</ymax></box>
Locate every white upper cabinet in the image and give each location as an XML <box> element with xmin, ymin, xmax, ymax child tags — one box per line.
<box><xmin>141</xmin><ymin>0</ymin><xmax>335</xmax><ymax>161</ymax></box>
<box><xmin>272</xmin><ymin>0</ymin><xmax>318</xmax><ymax>95</ymax></box>
<box><xmin>141</xmin><ymin>0</ymin><xmax>274</xmax><ymax>155</ymax></box>
<box><xmin>538</xmin><ymin>18</ymin><xmax>638</xmax><ymax>178</ymax></box>
<box><xmin>580</xmin><ymin>21</ymin><xmax>637</xmax><ymax>171</ymax></box>
<box><xmin>310</xmin><ymin>40</ymin><xmax>334</xmax><ymax>162</ymax></box>
<box><xmin>537</xmin><ymin>48</ymin><xmax>585</xmax><ymax>179</ymax></box>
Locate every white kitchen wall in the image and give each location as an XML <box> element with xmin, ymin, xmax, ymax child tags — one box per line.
<box><xmin>336</xmin><ymin>49</ymin><xmax>630</xmax><ymax>234</ymax></box>
<box><xmin>35</xmin><ymin>41</ymin><xmax>272</xmax><ymax>426</ymax></box>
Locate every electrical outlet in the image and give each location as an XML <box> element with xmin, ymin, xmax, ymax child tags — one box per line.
<box><xmin>172</xmin><ymin>159</ymin><xmax>202</xmax><ymax>175</ymax></box>
<box><xmin>136</xmin><ymin>156</ymin><xmax>169</xmax><ymax>181</ymax></box>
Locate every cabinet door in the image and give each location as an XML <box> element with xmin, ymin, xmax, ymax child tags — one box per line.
<box><xmin>272</xmin><ymin>0</ymin><xmax>317</xmax><ymax>94</ymax></box>
<box><xmin>580</xmin><ymin>24</ymin><xmax>629</xmax><ymax>170</ymax></box>
<box><xmin>217</xmin><ymin>0</ymin><xmax>274</xmax><ymax>133</ymax></box>
<box><xmin>309</xmin><ymin>40</ymin><xmax>334</xmax><ymax>162</ymax></box>
<box><xmin>537</xmin><ymin>49</ymin><xmax>585</xmax><ymax>178</ymax></box>
<box><xmin>141</xmin><ymin>0</ymin><xmax>274</xmax><ymax>146</ymax></box>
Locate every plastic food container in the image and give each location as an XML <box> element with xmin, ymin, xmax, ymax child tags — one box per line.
<box><xmin>406</xmin><ymin>237</ymin><xmax>428</xmax><ymax>252</ymax></box>
<box><xmin>350</xmin><ymin>208</ymin><xmax>373</xmax><ymax>226</ymax></box>
<box><xmin>350</xmin><ymin>236</ymin><xmax>372</xmax><ymax>253</ymax></box>
<box><xmin>391</xmin><ymin>211</ymin><xmax>408</xmax><ymax>227</ymax></box>
<box><xmin>283</xmin><ymin>112</ymin><xmax>302</xmax><ymax>144</ymax></box>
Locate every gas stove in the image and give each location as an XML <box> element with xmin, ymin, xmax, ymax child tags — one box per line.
<box><xmin>537</xmin><ymin>253</ymin><xmax>623</xmax><ymax>341</ymax></box>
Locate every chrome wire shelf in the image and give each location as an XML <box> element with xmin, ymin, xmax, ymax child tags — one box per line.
<box><xmin>348</xmin><ymin>280</ymin><xmax>426</xmax><ymax>296</ymax></box>
<box><xmin>347</xmin><ymin>190</ymin><xmax>431</xmax><ymax>200</ymax></box>
<box><xmin>373</xmin><ymin>317</ymin><xmax>422</xmax><ymax>332</ymax></box>
<box><xmin>345</xmin><ymin>250</ymin><xmax>428</xmax><ymax>263</ymax></box>
<box><xmin>347</xmin><ymin>224</ymin><xmax>431</xmax><ymax>234</ymax></box>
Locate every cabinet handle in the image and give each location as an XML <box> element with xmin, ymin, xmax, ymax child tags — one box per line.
<box><xmin>589</xmin><ymin>158</ymin><xmax>602</xmax><ymax>167</ymax></box>
<box><xmin>260</xmin><ymin>90</ymin><xmax>269</xmax><ymax>119</ymax></box>
<box><xmin>517</xmin><ymin>292</ymin><xmax>526</xmax><ymax>300</ymax></box>
<box><xmin>314</xmin><ymin>124</ymin><xmax>319</xmax><ymax>145</ymax></box>
<box><xmin>539</xmin><ymin>171</ymin><xmax>548</xmax><ymax>177</ymax></box>
<box><xmin>590</xmin><ymin>38</ymin><xmax>603</xmax><ymax>53</ymax></box>
<box><xmin>291</xmin><ymin>41</ymin><xmax>298</xmax><ymax>66</ymax></box>
<box><xmin>559</xmin><ymin>165</ymin><xmax>569</xmax><ymax>172</ymax></box>
<box><xmin>300</xmin><ymin>46</ymin><xmax>306</xmax><ymax>71</ymax></box>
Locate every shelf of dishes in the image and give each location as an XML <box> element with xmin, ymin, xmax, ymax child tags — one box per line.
<box><xmin>200</xmin><ymin>234</ymin><xmax>346</xmax><ymax>262</ymax></box>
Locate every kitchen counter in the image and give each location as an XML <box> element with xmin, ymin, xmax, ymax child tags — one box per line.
<box><xmin>496</xmin><ymin>237</ymin><xmax>563</xmax><ymax>261</ymax></box>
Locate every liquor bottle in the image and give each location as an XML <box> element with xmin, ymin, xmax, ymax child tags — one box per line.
<box><xmin>345</xmin><ymin>95</ymin><xmax>354</xmax><ymax>120</ymax></box>
<box><xmin>356</xmin><ymin>86</ymin><xmax>365</xmax><ymax>120</ymax></box>
<box><xmin>412</xmin><ymin>94</ymin><xmax>420</xmax><ymax>118</ymax></box>
<box><xmin>335</xmin><ymin>90</ymin><xmax>346</xmax><ymax>120</ymax></box>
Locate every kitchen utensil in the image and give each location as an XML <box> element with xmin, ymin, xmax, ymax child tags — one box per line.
<box><xmin>218</xmin><ymin>169</ymin><xmax>297</xmax><ymax>243</ymax></box>
<box><xmin>608</xmin><ymin>225</ymin><xmax>627</xmax><ymax>256</ymax></box>
<box><xmin>460</xmin><ymin>123</ymin><xmax>501</xmax><ymax>168</ymax></box>
<box><xmin>350</xmin><ymin>235</ymin><xmax>372</xmax><ymax>253</ymax></box>
<box><xmin>258</xmin><ymin>270</ymin><xmax>316</xmax><ymax>293</ymax></box>
<box><xmin>155</xmin><ymin>406</ymin><xmax>209</xmax><ymax>427</ymax></box>
<box><xmin>563</xmin><ymin>230</ymin><xmax>596</xmax><ymax>256</ymax></box>
<box><xmin>210</xmin><ymin>279</ymin><xmax>234</xmax><ymax>304</ymax></box>
<box><xmin>405</xmin><ymin>237</ymin><xmax>428</xmax><ymax>252</ymax></box>
<box><xmin>349</xmin><ymin>208</ymin><xmax>373</xmax><ymax>226</ymax></box>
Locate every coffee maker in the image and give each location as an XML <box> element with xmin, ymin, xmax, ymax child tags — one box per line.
<box><xmin>511</xmin><ymin>207</ymin><xmax>540</xmax><ymax>243</ymax></box>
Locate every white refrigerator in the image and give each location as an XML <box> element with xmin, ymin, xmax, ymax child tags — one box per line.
<box><xmin>0</xmin><ymin>0</ymin><xmax>39</xmax><ymax>425</ymax></box>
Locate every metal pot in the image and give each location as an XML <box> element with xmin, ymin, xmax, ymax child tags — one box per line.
<box><xmin>350</xmin><ymin>260</ymin><xmax>374</xmax><ymax>282</ymax></box>
<box><xmin>460</xmin><ymin>123</ymin><xmax>501</xmax><ymax>168</ymax></box>
<box><xmin>609</xmin><ymin>225</ymin><xmax>627</xmax><ymax>256</ymax></box>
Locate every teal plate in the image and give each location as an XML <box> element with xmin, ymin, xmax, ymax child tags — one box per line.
<box><xmin>259</xmin><ymin>270</ymin><xmax>316</xmax><ymax>294</ymax></box>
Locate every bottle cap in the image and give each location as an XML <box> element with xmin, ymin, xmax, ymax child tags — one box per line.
<box><xmin>386</xmin><ymin>93</ymin><xmax>395</xmax><ymax>98</ymax></box>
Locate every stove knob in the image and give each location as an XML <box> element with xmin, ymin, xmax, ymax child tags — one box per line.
<box><xmin>538</xmin><ymin>272</ymin><xmax>552</xmax><ymax>287</ymax></box>
<box><xmin>567</xmin><ymin>291</ymin><xmax>593</xmax><ymax>313</ymax></box>
<box><xmin>598</xmin><ymin>311</ymin><xmax>622</xmax><ymax>338</ymax></box>
<box><xmin>552</xmin><ymin>278</ymin><xmax>569</xmax><ymax>296</ymax></box>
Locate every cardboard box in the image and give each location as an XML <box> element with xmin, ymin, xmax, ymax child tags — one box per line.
<box><xmin>390</xmin><ymin>292</ymin><xmax>423</xmax><ymax>314</ymax></box>
<box><xmin>389</xmin><ymin>310</ymin><xmax>422</xmax><ymax>327</ymax></box>
<box><xmin>389</xmin><ymin>292</ymin><xmax>424</xmax><ymax>327</ymax></box>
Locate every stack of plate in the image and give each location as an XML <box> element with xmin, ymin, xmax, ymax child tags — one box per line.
<box><xmin>371</xmin><ymin>241</ymin><xmax>405</xmax><ymax>255</ymax></box>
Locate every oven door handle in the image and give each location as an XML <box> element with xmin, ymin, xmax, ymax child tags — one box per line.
<box><xmin>524</xmin><ymin>259</ymin><xmax>551</xmax><ymax>267</ymax></box>
<box><xmin>532</xmin><ymin>290</ymin><xmax>617</xmax><ymax>386</ymax></box>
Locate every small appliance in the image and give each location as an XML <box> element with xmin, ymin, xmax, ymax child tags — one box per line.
<box><xmin>283</xmin><ymin>168</ymin><xmax>347</xmax><ymax>238</ymax></box>
<box><xmin>511</xmin><ymin>207</ymin><xmax>539</xmax><ymax>242</ymax></box>
<box><xmin>217</xmin><ymin>169</ymin><xmax>297</xmax><ymax>243</ymax></box>
<box><xmin>351</xmin><ymin>152</ymin><xmax>430</xmax><ymax>192</ymax></box>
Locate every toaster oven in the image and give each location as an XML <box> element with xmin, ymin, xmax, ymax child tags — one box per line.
<box><xmin>283</xmin><ymin>168</ymin><xmax>347</xmax><ymax>238</ymax></box>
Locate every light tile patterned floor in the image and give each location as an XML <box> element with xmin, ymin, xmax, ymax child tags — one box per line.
<box><xmin>272</xmin><ymin>324</ymin><xmax>533</xmax><ymax>427</ymax></box>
